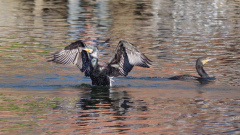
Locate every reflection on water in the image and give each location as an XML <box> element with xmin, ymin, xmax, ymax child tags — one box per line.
<box><xmin>0</xmin><ymin>0</ymin><xmax>240</xmax><ymax>134</ymax></box>
<box><xmin>1</xmin><ymin>86</ymin><xmax>239</xmax><ymax>134</ymax></box>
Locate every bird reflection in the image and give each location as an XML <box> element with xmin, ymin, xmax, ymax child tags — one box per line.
<box><xmin>75</xmin><ymin>86</ymin><xmax>147</xmax><ymax>116</ymax></box>
<box><xmin>196</xmin><ymin>77</ymin><xmax>215</xmax><ymax>86</ymax></box>
<box><xmin>72</xmin><ymin>85</ymin><xmax>149</xmax><ymax>133</ymax></box>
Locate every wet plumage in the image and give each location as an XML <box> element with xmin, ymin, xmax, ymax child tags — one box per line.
<box><xmin>48</xmin><ymin>40</ymin><xmax>152</xmax><ymax>86</ymax></box>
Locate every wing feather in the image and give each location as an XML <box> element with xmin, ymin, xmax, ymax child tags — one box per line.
<box><xmin>107</xmin><ymin>40</ymin><xmax>151</xmax><ymax>77</ymax></box>
<box><xmin>48</xmin><ymin>40</ymin><xmax>90</xmax><ymax>73</ymax></box>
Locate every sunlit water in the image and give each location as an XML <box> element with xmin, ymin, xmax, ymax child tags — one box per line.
<box><xmin>0</xmin><ymin>0</ymin><xmax>240</xmax><ymax>134</ymax></box>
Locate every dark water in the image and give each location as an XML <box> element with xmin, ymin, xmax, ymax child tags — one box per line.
<box><xmin>0</xmin><ymin>0</ymin><xmax>240</xmax><ymax>134</ymax></box>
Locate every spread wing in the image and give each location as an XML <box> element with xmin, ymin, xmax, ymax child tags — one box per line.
<box><xmin>106</xmin><ymin>40</ymin><xmax>151</xmax><ymax>77</ymax></box>
<box><xmin>48</xmin><ymin>40</ymin><xmax>90</xmax><ymax>73</ymax></box>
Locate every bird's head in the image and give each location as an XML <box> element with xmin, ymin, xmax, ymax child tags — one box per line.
<box><xmin>202</xmin><ymin>57</ymin><xmax>214</xmax><ymax>65</ymax></box>
<box><xmin>83</xmin><ymin>48</ymin><xmax>94</xmax><ymax>53</ymax></box>
<box><xmin>196</xmin><ymin>57</ymin><xmax>215</xmax><ymax>78</ymax></box>
<box><xmin>83</xmin><ymin>46</ymin><xmax>99</xmax><ymax>58</ymax></box>
<box><xmin>199</xmin><ymin>57</ymin><xmax>214</xmax><ymax>65</ymax></box>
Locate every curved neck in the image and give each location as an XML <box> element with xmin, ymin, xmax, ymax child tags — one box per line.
<box><xmin>90</xmin><ymin>57</ymin><xmax>98</xmax><ymax>70</ymax></box>
<box><xmin>196</xmin><ymin>63</ymin><xmax>209</xmax><ymax>78</ymax></box>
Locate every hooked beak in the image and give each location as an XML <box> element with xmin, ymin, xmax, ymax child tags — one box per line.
<box><xmin>83</xmin><ymin>48</ymin><xmax>93</xmax><ymax>53</ymax></box>
<box><xmin>203</xmin><ymin>57</ymin><xmax>215</xmax><ymax>65</ymax></box>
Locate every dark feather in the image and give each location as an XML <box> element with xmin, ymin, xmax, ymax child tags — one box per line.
<box><xmin>107</xmin><ymin>40</ymin><xmax>151</xmax><ymax>76</ymax></box>
<box><xmin>64</xmin><ymin>40</ymin><xmax>86</xmax><ymax>50</ymax></box>
<box><xmin>48</xmin><ymin>40</ymin><xmax>90</xmax><ymax>73</ymax></box>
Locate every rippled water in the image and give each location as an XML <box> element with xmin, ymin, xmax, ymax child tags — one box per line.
<box><xmin>0</xmin><ymin>0</ymin><xmax>240</xmax><ymax>134</ymax></box>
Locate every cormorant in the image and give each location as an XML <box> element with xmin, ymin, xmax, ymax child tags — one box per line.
<box><xmin>48</xmin><ymin>40</ymin><xmax>152</xmax><ymax>86</ymax></box>
<box><xmin>169</xmin><ymin>57</ymin><xmax>214</xmax><ymax>80</ymax></box>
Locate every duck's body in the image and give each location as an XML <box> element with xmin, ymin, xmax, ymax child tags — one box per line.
<box><xmin>48</xmin><ymin>40</ymin><xmax>151</xmax><ymax>86</ymax></box>
<box><xmin>169</xmin><ymin>57</ymin><xmax>213</xmax><ymax>80</ymax></box>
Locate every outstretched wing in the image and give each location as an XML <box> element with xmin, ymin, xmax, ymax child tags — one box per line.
<box><xmin>48</xmin><ymin>40</ymin><xmax>90</xmax><ymax>73</ymax></box>
<box><xmin>106</xmin><ymin>40</ymin><xmax>151</xmax><ymax>77</ymax></box>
